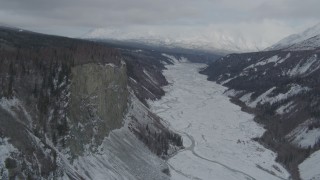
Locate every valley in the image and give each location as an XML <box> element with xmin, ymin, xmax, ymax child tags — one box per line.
<box><xmin>149</xmin><ymin>57</ymin><xmax>290</xmax><ymax>180</ymax></box>
<box><xmin>1</xmin><ymin>21</ymin><xmax>320</xmax><ymax>180</ymax></box>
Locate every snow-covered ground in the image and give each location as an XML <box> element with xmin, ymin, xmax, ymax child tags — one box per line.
<box><xmin>299</xmin><ymin>149</ymin><xmax>320</xmax><ymax>180</ymax></box>
<box><xmin>148</xmin><ymin>61</ymin><xmax>290</xmax><ymax>180</ymax></box>
<box><xmin>72</xmin><ymin>127</ymin><xmax>169</xmax><ymax>180</ymax></box>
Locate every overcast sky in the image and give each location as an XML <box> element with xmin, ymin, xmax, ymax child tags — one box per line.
<box><xmin>0</xmin><ymin>0</ymin><xmax>319</xmax><ymax>49</ymax></box>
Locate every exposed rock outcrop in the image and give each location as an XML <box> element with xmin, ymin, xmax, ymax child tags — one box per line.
<box><xmin>68</xmin><ymin>62</ymin><xmax>128</xmax><ymax>156</ymax></box>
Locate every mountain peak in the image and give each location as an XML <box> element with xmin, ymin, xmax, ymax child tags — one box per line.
<box><xmin>267</xmin><ymin>23</ymin><xmax>320</xmax><ymax>51</ymax></box>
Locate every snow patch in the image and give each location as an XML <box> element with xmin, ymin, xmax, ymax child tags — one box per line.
<box><xmin>105</xmin><ymin>63</ymin><xmax>116</xmax><ymax>68</ymax></box>
<box><xmin>274</xmin><ymin>53</ymin><xmax>291</xmax><ymax>66</ymax></box>
<box><xmin>287</xmin><ymin>119</ymin><xmax>320</xmax><ymax>148</ymax></box>
<box><xmin>256</xmin><ymin>56</ymin><xmax>280</xmax><ymax>66</ymax></box>
<box><xmin>239</xmin><ymin>92</ymin><xmax>254</xmax><ymax>105</ymax></box>
<box><xmin>244</xmin><ymin>56</ymin><xmax>280</xmax><ymax>70</ymax></box>
<box><xmin>276</xmin><ymin>101</ymin><xmax>295</xmax><ymax>115</ymax></box>
<box><xmin>221</xmin><ymin>76</ymin><xmax>238</xmax><ymax>85</ymax></box>
<box><xmin>143</xmin><ymin>69</ymin><xmax>158</xmax><ymax>85</ymax></box>
<box><xmin>249</xmin><ymin>87</ymin><xmax>276</xmax><ymax>108</ymax></box>
<box><xmin>289</xmin><ymin>55</ymin><xmax>318</xmax><ymax>76</ymax></box>
<box><xmin>249</xmin><ymin>84</ymin><xmax>310</xmax><ymax>108</ymax></box>
<box><xmin>224</xmin><ymin>89</ymin><xmax>244</xmax><ymax>98</ymax></box>
<box><xmin>129</xmin><ymin>77</ymin><xmax>137</xmax><ymax>84</ymax></box>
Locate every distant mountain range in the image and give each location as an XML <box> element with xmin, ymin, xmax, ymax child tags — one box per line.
<box><xmin>83</xmin><ymin>28</ymin><xmax>267</xmax><ymax>54</ymax></box>
<box><xmin>84</xmin><ymin>24</ymin><xmax>320</xmax><ymax>54</ymax></box>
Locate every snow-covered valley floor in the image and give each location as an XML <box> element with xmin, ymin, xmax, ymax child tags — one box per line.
<box><xmin>148</xmin><ymin>62</ymin><xmax>290</xmax><ymax>180</ymax></box>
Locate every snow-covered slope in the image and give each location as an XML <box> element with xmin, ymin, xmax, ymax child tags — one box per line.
<box><xmin>83</xmin><ymin>28</ymin><xmax>263</xmax><ymax>54</ymax></box>
<box><xmin>286</xmin><ymin>34</ymin><xmax>320</xmax><ymax>51</ymax></box>
<box><xmin>70</xmin><ymin>93</ymin><xmax>172</xmax><ymax>180</ymax></box>
<box><xmin>267</xmin><ymin>23</ymin><xmax>320</xmax><ymax>51</ymax></box>
<box><xmin>299</xmin><ymin>150</ymin><xmax>320</xmax><ymax>180</ymax></box>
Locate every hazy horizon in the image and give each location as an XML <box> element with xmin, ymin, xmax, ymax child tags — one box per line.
<box><xmin>1</xmin><ymin>0</ymin><xmax>319</xmax><ymax>50</ymax></box>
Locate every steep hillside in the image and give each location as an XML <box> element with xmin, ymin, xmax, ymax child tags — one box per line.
<box><xmin>0</xmin><ymin>27</ymin><xmax>182</xmax><ymax>179</ymax></box>
<box><xmin>201</xmin><ymin>48</ymin><xmax>320</xmax><ymax>179</ymax></box>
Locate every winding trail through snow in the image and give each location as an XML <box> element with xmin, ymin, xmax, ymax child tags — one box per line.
<box><xmin>149</xmin><ymin>61</ymin><xmax>290</xmax><ymax>180</ymax></box>
<box><xmin>179</xmin><ymin>133</ymin><xmax>256</xmax><ymax>180</ymax></box>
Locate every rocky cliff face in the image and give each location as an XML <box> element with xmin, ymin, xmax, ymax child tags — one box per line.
<box><xmin>68</xmin><ymin>62</ymin><xmax>128</xmax><ymax>156</ymax></box>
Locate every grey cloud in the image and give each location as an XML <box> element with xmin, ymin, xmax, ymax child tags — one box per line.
<box><xmin>0</xmin><ymin>0</ymin><xmax>203</xmax><ymax>27</ymax></box>
<box><xmin>253</xmin><ymin>0</ymin><xmax>320</xmax><ymax>20</ymax></box>
<box><xmin>0</xmin><ymin>0</ymin><xmax>318</xmax><ymax>46</ymax></box>
<box><xmin>1</xmin><ymin>0</ymin><xmax>319</xmax><ymax>28</ymax></box>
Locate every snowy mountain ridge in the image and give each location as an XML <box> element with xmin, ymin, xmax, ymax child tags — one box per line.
<box><xmin>83</xmin><ymin>28</ymin><xmax>264</xmax><ymax>54</ymax></box>
<box><xmin>201</xmin><ymin>47</ymin><xmax>320</xmax><ymax>179</ymax></box>
<box><xmin>267</xmin><ymin>23</ymin><xmax>320</xmax><ymax>51</ymax></box>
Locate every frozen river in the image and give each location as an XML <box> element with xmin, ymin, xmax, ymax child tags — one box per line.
<box><xmin>148</xmin><ymin>61</ymin><xmax>290</xmax><ymax>180</ymax></box>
